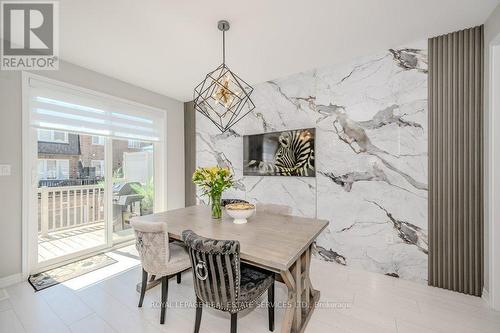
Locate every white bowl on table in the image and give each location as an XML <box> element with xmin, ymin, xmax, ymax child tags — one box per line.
<box><xmin>225</xmin><ymin>203</ymin><xmax>256</xmax><ymax>224</ymax></box>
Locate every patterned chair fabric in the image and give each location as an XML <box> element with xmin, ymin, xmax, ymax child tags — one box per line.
<box><xmin>131</xmin><ymin>219</ymin><xmax>190</xmax><ymax>276</ymax></box>
<box><xmin>239</xmin><ymin>264</ymin><xmax>275</xmax><ymax>305</ymax></box>
<box><xmin>182</xmin><ymin>230</ymin><xmax>274</xmax><ymax>313</ymax></box>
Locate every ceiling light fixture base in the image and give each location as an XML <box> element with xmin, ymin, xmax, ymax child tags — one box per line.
<box><xmin>217</xmin><ymin>20</ymin><xmax>230</xmax><ymax>31</ymax></box>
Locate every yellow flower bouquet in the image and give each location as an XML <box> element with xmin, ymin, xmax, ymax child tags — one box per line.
<box><xmin>192</xmin><ymin>166</ymin><xmax>234</xmax><ymax>219</ymax></box>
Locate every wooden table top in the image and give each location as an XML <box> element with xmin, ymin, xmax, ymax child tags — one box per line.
<box><xmin>131</xmin><ymin>205</ymin><xmax>329</xmax><ymax>272</ymax></box>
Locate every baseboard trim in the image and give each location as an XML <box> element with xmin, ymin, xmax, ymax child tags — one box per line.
<box><xmin>482</xmin><ymin>287</ymin><xmax>490</xmax><ymax>305</ymax></box>
<box><xmin>0</xmin><ymin>273</ymin><xmax>23</xmax><ymax>288</ymax></box>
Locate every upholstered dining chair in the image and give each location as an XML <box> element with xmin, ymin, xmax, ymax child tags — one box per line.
<box><xmin>131</xmin><ymin>219</ymin><xmax>191</xmax><ymax>324</ymax></box>
<box><xmin>256</xmin><ymin>203</ymin><xmax>292</xmax><ymax>216</ymax></box>
<box><xmin>182</xmin><ymin>230</ymin><xmax>275</xmax><ymax>333</ymax></box>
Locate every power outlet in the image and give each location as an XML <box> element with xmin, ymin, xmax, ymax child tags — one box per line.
<box><xmin>0</xmin><ymin>164</ymin><xmax>11</xmax><ymax>176</ymax></box>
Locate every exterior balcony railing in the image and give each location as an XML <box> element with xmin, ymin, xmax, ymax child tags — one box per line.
<box><xmin>37</xmin><ymin>184</ymin><xmax>105</xmax><ymax>237</ymax></box>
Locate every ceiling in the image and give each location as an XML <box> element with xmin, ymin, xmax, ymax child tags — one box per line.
<box><xmin>59</xmin><ymin>0</ymin><xmax>499</xmax><ymax>102</ymax></box>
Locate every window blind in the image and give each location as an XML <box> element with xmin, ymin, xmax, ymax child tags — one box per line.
<box><xmin>28</xmin><ymin>77</ymin><xmax>165</xmax><ymax>142</ymax></box>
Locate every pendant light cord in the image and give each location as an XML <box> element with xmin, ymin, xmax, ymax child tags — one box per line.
<box><xmin>222</xmin><ymin>30</ymin><xmax>226</xmax><ymax>65</ymax></box>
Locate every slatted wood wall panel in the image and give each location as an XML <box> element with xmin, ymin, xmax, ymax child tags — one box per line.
<box><xmin>428</xmin><ymin>25</ymin><xmax>484</xmax><ymax>296</ymax></box>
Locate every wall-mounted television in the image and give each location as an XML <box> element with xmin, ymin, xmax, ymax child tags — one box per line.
<box><xmin>243</xmin><ymin>128</ymin><xmax>315</xmax><ymax>177</ymax></box>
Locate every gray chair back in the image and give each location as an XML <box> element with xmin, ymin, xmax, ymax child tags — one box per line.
<box><xmin>257</xmin><ymin>203</ymin><xmax>292</xmax><ymax>216</ymax></box>
<box><xmin>131</xmin><ymin>219</ymin><xmax>170</xmax><ymax>276</ymax></box>
<box><xmin>182</xmin><ymin>230</ymin><xmax>241</xmax><ymax>312</ymax></box>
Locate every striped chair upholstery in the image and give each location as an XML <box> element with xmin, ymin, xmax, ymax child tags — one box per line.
<box><xmin>182</xmin><ymin>229</ymin><xmax>241</xmax><ymax>312</ymax></box>
<box><xmin>182</xmin><ymin>230</ymin><xmax>275</xmax><ymax>314</ymax></box>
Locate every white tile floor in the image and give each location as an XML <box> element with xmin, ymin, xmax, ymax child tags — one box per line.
<box><xmin>1</xmin><ymin>245</ymin><xmax>499</xmax><ymax>333</ymax></box>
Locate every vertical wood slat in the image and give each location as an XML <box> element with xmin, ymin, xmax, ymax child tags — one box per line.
<box><xmin>66</xmin><ymin>190</ymin><xmax>70</xmax><ymax>227</ymax></box>
<box><xmin>80</xmin><ymin>189</ymin><xmax>83</xmax><ymax>223</ymax></box>
<box><xmin>428</xmin><ymin>36</ymin><xmax>433</xmax><ymax>286</ymax></box>
<box><xmin>51</xmin><ymin>191</ymin><xmax>56</xmax><ymax>230</ymax></box>
<box><xmin>463</xmin><ymin>28</ymin><xmax>470</xmax><ymax>295</ymax></box>
<box><xmin>96</xmin><ymin>187</ymin><xmax>100</xmax><ymax>221</ymax></box>
<box><xmin>86</xmin><ymin>188</ymin><xmax>89</xmax><ymax>222</ymax></box>
<box><xmin>452</xmin><ymin>30</ymin><xmax>459</xmax><ymax>291</ymax></box>
<box><xmin>59</xmin><ymin>190</ymin><xmax>63</xmax><ymax>228</ymax></box>
<box><xmin>73</xmin><ymin>188</ymin><xmax>77</xmax><ymax>225</ymax></box>
<box><xmin>92</xmin><ymin>188</ymin><xmax>96</xmax><ymax>222</ymax></box>
<box><xmin>428</xmin><ymin>25</ymin><xmax>484</xmax><ymax>296</ymax></box>
<box><xmin>458</xmin><ymin>29</ymin><xmax>465</xmax><ymax>292</ymax></box>
<box><xmin>478</xmin><ymin>26</ymin><xmax>484</xmax><ymax>294</ymax></box>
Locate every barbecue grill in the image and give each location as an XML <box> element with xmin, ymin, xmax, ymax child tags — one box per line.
<box><xmin>113</xmin><ymin>182</ymin><xmax>144</xmax><ymax>231</ymax></box>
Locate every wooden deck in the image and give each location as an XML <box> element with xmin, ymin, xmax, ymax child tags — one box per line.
<box><xmin>38</xmin><ymin>223</ymin><xmax>106</xmax><ymax>263</ymax></box>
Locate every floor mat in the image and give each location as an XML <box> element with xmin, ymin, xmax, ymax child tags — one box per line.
<box><xmin>28</xmin><ymin>254</ymin><xmax>117</xmax><ymax>291</ymax></box>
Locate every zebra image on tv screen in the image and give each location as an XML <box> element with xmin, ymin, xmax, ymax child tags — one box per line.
<box><xmin>243</xmin><ymin>128</ymin><xmax>315</xmax><ymax>177</ymax></box>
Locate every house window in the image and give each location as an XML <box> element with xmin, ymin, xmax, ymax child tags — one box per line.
<box><xmin>90</xmin><ymin>160</ymin><xmax>105</xmax><ymax>177</ymax></box>
<box><xmin>128</xmin><ymin>140</ymin><xmax>141</xmax><ymax>149</ymax></box>
<box><xmin>38</xmin><ymin>129</ymin><xmax>69</xmax><ymax>143</ymax></box>
<box><xmin>38</xmin><ymin>159</ymin><xmax>70</xmax><ymax>180</ymax></box>
<box><xmin>91</xmin><ymin>136</ymin><xmax>105</xmax><ymax>145</ymax></box>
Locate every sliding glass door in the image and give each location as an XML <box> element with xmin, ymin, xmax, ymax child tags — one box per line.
<box><xmin>25</xmin><ymin>72</ymin><xmax>165</xmax><ymax>273</ymax></box>
<box><xmin>37</xmin><ymin>130</ymin><xmax>108</xmax><ymax>267</ymax></box>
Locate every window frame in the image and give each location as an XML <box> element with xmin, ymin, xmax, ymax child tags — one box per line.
<box><xmin>127</xmin><ymin>139</ymin><xmax>142</xmax><ymax>149</ymax></box>
<box><xmin>37</xmin><ymin>129</ymin><xmax>69</xmax><ymax>144</ymax></box>
<box><xmin>90</xmin><ymin>159</ymin><xmax>105</xmax><ymax>177</ymax></box>
<box><xmin>37</xmin><ymin>159</ymin><xmax>70</xmax><ymax>180</ymax></box>
<box><xmin>91</xmin><ymin>136</ymin><xmax>105</xmax><ymax>146</ymax></box>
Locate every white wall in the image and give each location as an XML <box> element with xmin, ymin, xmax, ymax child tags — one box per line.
<box><xmin>0</xmin><ymin>60</ymin><xmax>185</xmax><ymax>281</ymax></box>
<box><xmin>484</xmin><ymin>2</ymin><xmax>500</xmax><ymax>309</ymax></box>
<box><xmin>0</xmin><ymin>71</ymin><xmax>23</xmax><ymax>282</ymax></box>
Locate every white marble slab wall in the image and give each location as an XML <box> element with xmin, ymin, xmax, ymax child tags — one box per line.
<box><xmin>196</xmin><ymin>40</ymin><xmax>428</xmax><ymax>283</ymax></box>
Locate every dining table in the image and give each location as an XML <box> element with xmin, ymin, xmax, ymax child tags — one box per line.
<box><xmin>131</xmin><ymin>204</ymin><xmax>329</xmax><ymax>333</ymax></box>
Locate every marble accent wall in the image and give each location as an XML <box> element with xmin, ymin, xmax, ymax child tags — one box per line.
<box><xmin>196</xmin><ymin>40</ymin><xmax>428</xmax><ymax>283</ymax></box>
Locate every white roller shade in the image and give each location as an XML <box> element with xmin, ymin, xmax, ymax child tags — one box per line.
<box><xmin>28</xmin><ymin>77</ymin><xmax>165</xmax><ymax>141</ymax></box>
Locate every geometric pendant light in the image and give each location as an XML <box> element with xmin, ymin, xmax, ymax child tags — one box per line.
<box><xmin>193</xmin><ymin>20</ymin><xmax>255</xmax><ymax>133</ymax></box>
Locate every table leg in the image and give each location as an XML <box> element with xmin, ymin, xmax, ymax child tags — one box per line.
<box><xmin>279</xmin><ymin>244</ymin><xmax>320</xmax><ymax>333</ymax></box>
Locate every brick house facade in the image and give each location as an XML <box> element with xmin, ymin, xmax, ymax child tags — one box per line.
<box><xmin>79</xmin><ymin>135</ymin><xmax>105</xmax><ymax>177</ymax></box>
<box><xmin>38</xmin><ymin>131</ymin><xmax>149</xmax><ymax>181</ymax></box>
<box><xmin>38</xmin><ymin>133</ymin><xmax>81</xmax><ymax>179</ymax></box>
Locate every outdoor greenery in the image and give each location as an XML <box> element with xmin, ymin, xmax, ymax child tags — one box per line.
<box><xmin>131</xmin><ymin>177</ymin><xmax>154</xmax><ymax>214</ymax></box>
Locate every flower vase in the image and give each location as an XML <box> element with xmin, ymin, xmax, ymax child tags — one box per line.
<box><xmin>211</xmin><ymin>193</ymin><xmax>222</xmax><ymax>219</ymax></box>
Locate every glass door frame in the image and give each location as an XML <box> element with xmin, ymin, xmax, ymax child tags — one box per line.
<box><xmin>22</xmin><ymin>72</ymin><xmax>166</xmax><ymax>276</ymax></box>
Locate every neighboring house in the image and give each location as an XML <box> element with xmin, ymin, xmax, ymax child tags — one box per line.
<box><xmin>112</xmin><ymin>139</ymin><xmax>150</xmax><ymax>175</ymax></box>
<box><xmin>37</xmin><ymin>129</ymin><xmax>80</xmax><ymax>180</ymax></box>
<box><xmin>79</xmin><ymin>135</ymin><xmax>105</xmax><ymax>177</ymax></box>
<box><xmin>37</xmin><ymin>129</ymin><xmax>151</xmax><ymax>182</ymax></box>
